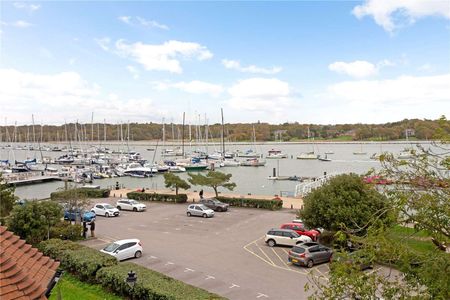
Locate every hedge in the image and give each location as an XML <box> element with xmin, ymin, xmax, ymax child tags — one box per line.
<box><xmin>50</xmin><ymin>221</ymin><xmax>83</xmax><ymax>241</ymax></box>
<box><xmin>216</xmin><ymin>196</ymin><xmax>283</xmax><ymax>210</ymax></box>
<box><xmin>50</xmin><ymin>188</ymin><xmax>110</xmax><ymax>200</ymax></box>
<box><xmin>127</xmin><ymin>191</ymin><xmax>187</xmax><ymax>203</ymax></box>
<box><xmin>38</xmin><ymin>239</ymin><xmax>117</xmax><ymax>281</ymax></box>
<box><xmin>97</xmin><ymin>262</ymin><xmax>225</xmax><ymax>300</ymax></box>
<box><xmin>38</xmin><ymin>239</ymin><xmax>224</xmax><ymax>299</ymax></box>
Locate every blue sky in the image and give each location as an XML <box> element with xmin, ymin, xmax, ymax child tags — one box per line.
<box><xmin>1</xmin><ymin>0</ymin><xmax>449</xmax><ymax>125</ymax></box>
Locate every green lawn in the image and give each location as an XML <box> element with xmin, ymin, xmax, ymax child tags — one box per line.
<box><xmin>49</xmin><ymin>273</ymin><xmax>122</xmax><ymax>300</ymax></box>
<box><xmin>387</xmin><ymin>225</ymin><xmax>436</xmax><ymax>254</ymax></box>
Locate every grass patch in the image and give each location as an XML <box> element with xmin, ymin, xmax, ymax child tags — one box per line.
<box><xmin>49</xmin><ymin>272</ymin><xmax>122</xmax><ymax>300</ymax></box>
<box><xmin>387</xmin><ymin>225</ymin><xmax>435</xmax><ymax>254</ymax></box>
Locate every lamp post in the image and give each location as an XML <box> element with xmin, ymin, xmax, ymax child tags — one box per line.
<box><xmin>126</xmin><ymin>270</ymin><xmax>137</xmax><ymax>299</ymax></box>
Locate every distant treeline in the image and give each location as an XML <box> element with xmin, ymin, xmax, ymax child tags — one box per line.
<box><xmin>0</xmin><ymin>116</ymin><xmax>448</xmax><ymax>143</ymax></box>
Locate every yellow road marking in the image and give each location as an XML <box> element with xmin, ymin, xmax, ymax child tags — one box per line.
<box><xmin>271</xmin><ymin>248</ymin><xmax>292</xmax><ymax>270</ymax></box>
<box><xmin>256</xmin><ymin>244</ymin><xmax>276</xmax><ymax>266</ymax></box>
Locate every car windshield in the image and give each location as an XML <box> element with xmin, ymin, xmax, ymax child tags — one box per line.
<box><xmin>198</xmin><ymin>204</ymin><xmax>208</xmax><ymax>210</ymax></box>
<box><xmin>103</xmin><ymin>242</ymin><xmax>120</xmax><ymax>252</ymax></box>
<box><xmin>291</xmin><ymin>231</ymin><xmax>300</xmax><ymax>238</ymax></box>
<box><xmin>212</xmin><ymin>200</ymin><xmax>222</xmax><ymax>204</ymax></box>
<box><xmin>292</xmin><ymin>246</ymin><xmax>306</xmax><ymax>254</ymax></box>
<box><xmin>129</xmin><ymin>200</ymin><xmax>139</xmax><ymax>205</ymax></box>
<box><xmin>104</xmin><ymin>204</ymin><xmax>114</xmax><ymax>209</ymax></box>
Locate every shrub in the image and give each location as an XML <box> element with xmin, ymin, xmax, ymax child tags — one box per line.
<box><xmin>51</xmin><ymin>188</ymin><xmax>110</xmax><ymax>201</ymax></box>
<box><xmin>127</xmin><ymin>191</ymin><xmax>187</xmax><ymax>203</ymax></box>
<box><xmin>96</xmin><ymin>262</ymin><xmax>225</xmax><ymax>300</ymax></box>
<box><xmin>50</xmin><ymin>221</ymin><xmax>83</xmax><ymax>241</ymax></box>
<box><xmin>38</xmin><ymin>238</ymin><xmax>83</xmax><ymax>260</ymax></box>
<box><xmin>216</xmin><ymin>196</ymin><xmax>283</xmax><ymax>210</ymax></box>
<box><xmin>317</xmin><ymin>230</ymin><xmax>336</xmax><ymax>247</ymax></box>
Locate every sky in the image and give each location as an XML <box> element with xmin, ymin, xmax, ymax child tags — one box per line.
<box><xmin>0</xmin><ymin>0</ymin><xmax>449</xmax><ymax>125</ymax></box>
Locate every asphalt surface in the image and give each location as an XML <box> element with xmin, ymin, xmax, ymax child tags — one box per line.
<box><xmin>80</xmin><ymin>199</ymin><xmax>331</xmax><ymax>300</ymax></box>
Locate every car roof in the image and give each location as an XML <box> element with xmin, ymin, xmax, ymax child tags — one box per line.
<box><xmin>95</xmin><ymin>203</ymin><xmax>113</xmax><ymax>206</ymax></box>
<box><xmin>281</xmin><ymin>222</ymin><xmax>304</xmax><ymax>226</ymax></box>
<box><xmin>268</xmin><ymin>228</ymin><xmax>297</xmax><ymax>233</ymax></box>
<box><xmin>296</xmin><ymin>242</ymin><xmax>322</xmax><ymax>248</ymax></box>
<box><xmin>111</xmin><ymin>239</ymin><xmax>140</xmax><ymax>245</ymax></box>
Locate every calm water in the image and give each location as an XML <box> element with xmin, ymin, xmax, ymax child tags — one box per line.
<box><xmin>1</xmin><ymin>141</ymin><xmax>432</xmax><ymax>199</ymax></box>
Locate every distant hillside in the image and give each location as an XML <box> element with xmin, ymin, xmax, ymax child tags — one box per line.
<box><xmin>0</xmin><ymin>116</ymin><xmax>448</xmax><ymax>143</ymax></box>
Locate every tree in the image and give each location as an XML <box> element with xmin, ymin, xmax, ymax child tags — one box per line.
<box><xmin>7</xmin><ymin>200</ymin><xmax>62</xmax><ymax>245</ymax></box>
<box><xmin>307</xmin><ymin>143</ymin><xmax>450</xmax><ymax>299</ymax></box>
<box><xmin>299</xmin><ymin>173</ymin><xmax>391</xmax><ymax>233</ymax></box>
<box><xmin>163</xmin><ymin>173</ymin><xmax>190</xmax><ymax>195</ymax></box>
<box><xmin>52</xmin><ymin>185</ymin><xmax>92</xmax><ymax>224</ymax></box>
<box><xmin>0</xmin><ymin>173</ymin><xmax>17</xmax><ymax>223</ymax></box>
<box><xmin>188</xmin><ymin>171</ymin><xmax>236</xmax><ymax>197</ymax></box>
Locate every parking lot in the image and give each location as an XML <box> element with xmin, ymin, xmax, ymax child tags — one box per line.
<box><xmin>80</xmin><ymin>199</ymin><xmax>357</xmax><ymax>299</ymax></box>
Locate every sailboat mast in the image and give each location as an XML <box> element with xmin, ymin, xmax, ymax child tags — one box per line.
<box><xmin>182</xmin><ymin>112</ymin><xmax>185</xmax><ymax>157</ymax></box>
<box><xmin>221</xmin><ymin>108</ymin><xmax>225</xmax><ymax>156</ymax></box>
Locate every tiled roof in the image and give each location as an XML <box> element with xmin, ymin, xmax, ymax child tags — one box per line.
<box><xmin>0</xmin><ymin>226</ymin><xmax>60</xmax><ymax>300</ymax></box>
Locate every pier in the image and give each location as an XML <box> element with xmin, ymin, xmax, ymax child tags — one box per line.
<box><xmin>4</xmin><ymin>173</ymin><xmax>65</xmax><ymax>186</ymax></box>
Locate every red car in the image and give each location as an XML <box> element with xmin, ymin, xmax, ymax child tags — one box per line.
<box><xmin>280</xmin><ymin>223</ymin><xmax>320</xmax><ymax>241</ymax></box>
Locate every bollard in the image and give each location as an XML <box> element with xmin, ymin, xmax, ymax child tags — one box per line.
<box><xmin>291</xmin><ymin>204</ymin><xmax>293</xmax><ymax>209</ymax></box>
<box><xmin>120</xmin><ymin>194</ymin><xmax>122</xmax><ymax>198</ymax></box>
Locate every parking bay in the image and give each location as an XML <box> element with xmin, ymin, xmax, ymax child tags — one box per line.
<box><xmin>81</xmin><ymin>199</ymin><xmax>354</xmax><ymax>299</ymax></box>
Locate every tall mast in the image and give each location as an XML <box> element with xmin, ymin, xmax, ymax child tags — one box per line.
<box><xmin>91</xmin><ymin>112</ymin><xmax>94</xmax><ymax>142</ymax></box>
<box><xmin>221</xmin><ymin>108</ymin><xmax>225</xmax><ymax>156</ymax></box>
<box><xmin>182</xmin><ymin>112</ymin><xmax>185</xmax><ymax>157</ymax></box>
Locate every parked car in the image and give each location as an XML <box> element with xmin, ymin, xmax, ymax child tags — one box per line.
<box><xmin>291</xmin><ymin>219</ymin><xmax>325</xmax><ymax>234</ymax></box>
<box><xmin>91</xmin><ymin>203</ymin><xmax>120</xmax><ymax>217</ymax></box>
<box><xmin>116</xmin><ymin>199</ymin><xmax>146</xmax><ymax>212</ymax></box>
<box><xmin>64</xmin><ymin>209</ymin><xmax>96</xmax><ymax>222</ymax></box>
<box><xmin>186</xmin><ymin>204</ymin><xmax>215</xmax><ymax>218</ymax></box>
<box><xmin>199</xmin><ymin>198</ymin><xmax>229</xmax><ymax>212</ymax></box>
<box><xmin>100</xmin><ymin>239</ymin><xmax>143</xmax><ymax>261</ymax></box>
<box><xmin>280</xmin><ymin>223</ymin><xmax>320</xmax><ymax>241</ymax></box>
<box><xmin>265</xmin><ymin>229</ymin><xmax>312</xmax><ymax>247</ymax></box>
<box><xmin>288</xmin><ymin>242</ymin><xmax>333</xmax><ymax>268</ymax></box>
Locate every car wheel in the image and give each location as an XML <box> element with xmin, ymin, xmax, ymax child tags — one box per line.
<box><xmin>202</xmin><ymin>213</ymin><xmax>207</xmax><ymax>218</ymax></box>
<box><xmin>105</xmin><ymin>212</ymin><xmax>109</xmax><ymax>218</ymax></box>
<box><xmin>307</xmin><ymin>260</ymin><xmax>314</xmax><ymax>268</ymax></box>
<box><xmin>267</xmin><ymin>239</ymin><xmax>276</xmax><ymax>247</ymax></box>
<box><xmin>117</xmin><ymin>206</ymin><xmax>121</xmax><ymax>210</ymax></box>
<box><xmin>187</xmin><ymin>212</ymin><xmax>191</xmax><ymax>217</ymax></box>
<box><xmin>217</xmin><ymin>207</ymin><xmax>222</xmax><ymax>212</ymax></box>
<box><xmin>133</xmin><ymin>207</ymin><xmax>137</xmax><ymax>212</ymax></box>
<box><xmin>134</xmin><ymin>250</ymin><xmax>142</xmax><ymax>258</ymax></box>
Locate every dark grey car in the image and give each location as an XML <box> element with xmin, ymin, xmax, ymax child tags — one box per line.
<box><xmin>288</xmin><ymin>242</ymin><xmax>333</xmax><ymax>268</ymax></box>
<box><xmin>199</xmin><ymin>198</ymin><xmax>229</xmax><ymax>212</ymax></box>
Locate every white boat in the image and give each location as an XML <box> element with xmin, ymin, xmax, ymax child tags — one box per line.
<box><xmin>353</xmin><ymin>151</ymin><xmax>367</xmax><ymax>155</ymax></box>
<box><xmin>325</xmin><ymin>151</ymin><xmax>334</xmax><ymax>155</ymax></box>
<box><xmin>296</xmin><ymin>152</ymin><xmax>318</xmax><ymax>160</ymax></box>
<box><xmin>220</xmin><ymin>159</ymin><xmax>241</xmax><ymax>167</ymax></box>
<box><xmin>241</xmin><ymin>158</ymin><xmax>266</xmax><ymax>167</ymax></box>
<box><xmin>208</xmin><ymin>152</ymin><xmax>223</xmax><ymax>160</ymax></box>
<box><xmin>318</xmin><ymin>155</ymin><xmax>331</xmax><ymax>162</ymax></box>
<box><xmin>266</xmin><ymin>149</ymin><xmax>288</xmax><ymax>159</ymax></box>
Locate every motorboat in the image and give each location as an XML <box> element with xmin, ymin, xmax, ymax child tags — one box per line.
<box><xmin>241</xmin><ymin>158</ymin><xmax>266</xmax><ymax>167</ymax></box>
<box><xmin>296</xmin><ymin>152</ymin><xmax>318</xmax><ymax>160</ymax></box>
<box><xmin>266</xmin><ymin>149</ymin><xmax>288</xmax><ymax>159</ymax></box>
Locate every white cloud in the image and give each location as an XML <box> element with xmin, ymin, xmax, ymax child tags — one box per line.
<box><xmin>115</xmin><ymin>40</ymin><xmax>213</xmax><ymax>73</ymax></box>
<box><xmin>13</xmin><ymin>2</ymin><xmax>41</xmax><ymax>12</ymax></box>
<box><xmin>9</xmin><ymin>20</ymin><xmax>33</xmax><ymax>28</ymax></box>
<box><xmin>0</xmin><ymin>69</ymin><xmax>167</xmax><ymax>123</ymax></box>
<box><xmin>227</xmin><ymin>78</ymin><xmax>297</xmax><ymax>117</ymax></box>
<box><xmin>118</xmin><ymin>16</ymin><xmax>169</xmax><ymax>30</ymax></box>
<box><xmin>69</xmin><ymin>58</ymin><xmax>77</xmax><ymax>65</ymax></box>
<box><xmin>329</xmin><ymin>60</ymin><xmax>378</xmax><ymax>78</ymax></box>
<box><xmin>94</xmin><ymin>37</ymin><xmax>111</xmax><ymax>51</ymax></box>
<box><xmin>222</xmin><ymin>59</ymin><xmax>282</xmax><ymax>74</ymax></box>
<box><xmin>418</xmin><ymin>63</ymin><xmax>433</xmax><ymax>72</ymax></box>
<box><xmin>154</xmin><ymin>80</ymin><xmax>223</xmax><ymax>96</ymax></box>
<box><xmin>352</xmin><ymin>0</ymin><xmax>450</xmax><ymax>32</ymax></box>
<box><xmin>126</xmin><ymin>65</ymin><xmax>140</xmax><ymax>79</ymax></box>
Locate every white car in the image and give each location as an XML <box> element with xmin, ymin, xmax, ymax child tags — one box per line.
<box><xmin>91</xmin><ymin>203</ymin><xmax>120</xmax><ymax>217</ymax></box>
<box><xmin>100</xmin><ymin>239</ymin><xmax>143</xmax><ymax>261</ymax></box>
<box><xmin>116</xmin><ymin>199</ymin><xmax>146</xmax><ymax>212</ymax></box>
<box><xmin>265</xmin><ymin>228</ymin><xmax>312</xmax><ymax>247</ymax></box>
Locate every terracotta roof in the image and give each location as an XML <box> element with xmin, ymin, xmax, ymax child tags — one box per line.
<box><xmin>0</xmin><ymin>226</ymin><xmax>60</xmax><ymax>300</ymax></box>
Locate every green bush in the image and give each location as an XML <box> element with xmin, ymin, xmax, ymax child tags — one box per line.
<box><xmin>317</xmin><ymin>230</ymin><xmax>336</xmax><ymax>247</ymax></box>
<box><xmin>96</xmin><ymin>262</ymin><xmax>225</xmax><ymax>300</ymax></box>
<box><xmin>216</xmin><ymin>196</ymin><xmax>283</xmax><ymax>210</ymax></box>
<box><xmin>38</xmin><ymin>239</ymin><xmax>117</xmax><ymax>282</ymax></box>
<box><xmin>50</xmin><ymin>221</ymin><xmax>83</xmax><ymax>241</ymax></box>
<box><xmin>51</xmin><ymin>188</ymin><xmax>110</xmax><ymax>200</ymax></box>
<box><xmin>127</xmin><ymin>191</ymin><xmax>187</xmax><ymax>203</ymax></box>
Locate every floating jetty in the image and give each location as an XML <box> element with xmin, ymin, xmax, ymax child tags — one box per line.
<box><xmin>4</xmin><ymin>173</ymin><xmax>67</xmax><ymax>186</ymax></box>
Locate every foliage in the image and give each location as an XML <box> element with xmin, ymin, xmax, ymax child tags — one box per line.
<box><xmin>50</xmin><ymin>221</ymin><xmax>83</xmax><ymax>241</ymax></box>
<box><xmin>299</xmin><ymin>173</ymin><xmax>392</xmax><ymax>234</ymax></box>
<box><xmin>51</xmin><ymin>188</ymin><xmax>110</xmax><ymax>201</ymax></box>
<box><xmin>49</xmin><ymin>272</ymin><xmax>122</xmax><ymax>300</ymax></box>
<box><xmin>7</xmin><ymin>200</ymin><xmax>62</xmax><ymax>245</ymax></box>
<box><xmin>39</xmin><ymin>239</ymin><xmax>117</xmax><ymax>282</ymax></box>
<box><xmin>308</xmin><ymin>143</ymin><xmax>450</xmax><ymax>299</ymax></box>
<box><xmin>96</xmin><ymin>262</ymin><xmax>225</xmax><ymax>300</ymax></box>
<box><xmin>188</xmin><ymin>171</ymin><xmax>236</xmax><ymax>197</ymax></box>
<box><xmin>127</xmin><ymin>191</ymin><xmax>187</xmax><ymax>203</ymax></box>
<box><xmin>0</xmin><ymin>173</ymin><xmax>17</xmax><ymax>222</ymax></box>
<box><xmin>216</xmin><ymin>196</ymin><xmax>282</xmax><ymax>210</ymax></box>
<box><xmin>163</xmin><ymin>172</ymin><xmax>191</xmax><ymax>195</ymax></box>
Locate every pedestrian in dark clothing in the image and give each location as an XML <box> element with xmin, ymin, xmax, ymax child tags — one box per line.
<box><xmin>82</xmin><ymin>221</ymin><xmax>87</xmax><ymax>239</ymax></box>
<box><xmin>90</xmin><ymin>221</ymin><xmax>96</xmax><ymax>238</ymax></box>
<box><xmin>199</xmin><ymin>189</ymin><xmax>204</xmax><ymax>199</ymax></box>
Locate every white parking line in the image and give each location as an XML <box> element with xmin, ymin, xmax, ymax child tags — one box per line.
<box><xmin>163</xmin><ymin>231</ymin><xmax>169</xmax><ymax>234</ymax></box>
<box><xmin>148</xmin><ymin>255</ymin><xmax>158</xmax><ymax>259</ymax></box>
<box><xmin>229</xmin><ymin>283</ymin><xmax>240</xmax><ymax>289</ymax></box>
<box><xmin>257</xmin><ymin>293</ymin><xmax>269</xmax><ymax>298</ymax></box>
<box><xmin>205</xmin><ymin>275</ymin><xmax>215</xmax><ymax>280</ymax></box>
<box><xmin>165</xmin><ymin>261</ymin><xmax>174</xmax><ymax>266</ymax></box>
<box><xmin>184</xmin><ymin>268</ymin><xmax>195</xmax><ymax>272</ymax></box>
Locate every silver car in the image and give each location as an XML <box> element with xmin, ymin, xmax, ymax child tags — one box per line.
<box><xmin>186</xmin><ymin>204</ymin><xmax>215</xmax><ymax>218</ymax></box>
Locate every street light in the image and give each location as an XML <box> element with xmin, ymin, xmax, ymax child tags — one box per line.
<box><xmin>126</xmin><ymin>270</ymin><xmax>137</xmax><ymax>288</ymax></box>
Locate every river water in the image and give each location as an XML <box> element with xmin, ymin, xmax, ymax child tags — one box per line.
<box><xmin>1</xmin><ymin>141</ymin><xmax>432</xmax><ymax>200</ymax></box>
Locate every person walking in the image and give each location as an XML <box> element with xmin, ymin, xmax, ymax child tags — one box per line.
<box><xmin>199</xmin><ymin>189</ymin><xmax>204</xmax><ymax>199</ymax></box>
<box><xmin>90</xmin><ymin>221</ymin><xmax>96</xmax><ymax>238</ymax></box>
